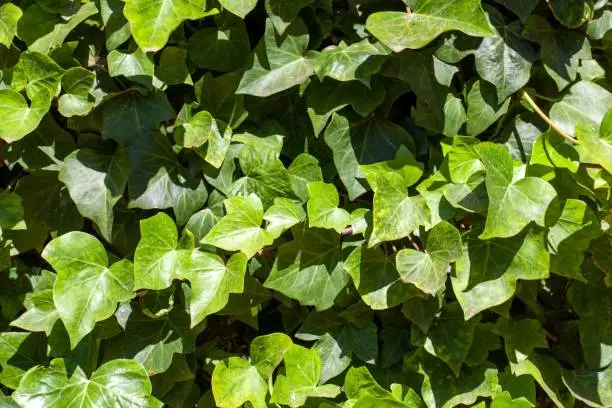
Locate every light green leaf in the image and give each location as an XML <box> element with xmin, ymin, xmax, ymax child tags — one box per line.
<box><xmin>58</xmin><ymin>67</ymin><xmax>95</xmax><ymax>117</ymax></box>
<box><xmin>0</xmin><ymin>3</ymin><xmax>22</xmax><ymax>47</ymax></box>
<box><xmin>370</xmin><ymin>172</ymin><xmax>430</xmax><ymax>246</ymax></box>
<box><xmin>186</xmin><ymin>251</ymin><xmax>247</xmax><ymax>327</ymax></box>
<box><xmin>10</xmin><ymin>289</ymin><xmax>59</xmax><ymax>335</ymax></box>
<box><xmin>345</xmin><ymin>244</ymin><xmax>414</xmax><ymax>310</ymax></box>
<box><xmin>0</xmin><ymin>332</ymin><xmax>47</xmax><ymax>389</ymax></box>
<box><xmin>530</xmin><ymin>130</ymin><xmax>580</xmax><ymax>172</ymax></box>
<box><xmin>314</xmin><ymin>39</ymin><xmax>389</xmax><ymax>85</ymax></box>
<box><xmin>474</xmin><ymin>8</ymin><xmax>536</xmax><ymax>101</ymax></box>
<box><xmin>13</xmin><ymin>358</ymin><xmax>161</xmax><ymax>408</ymax></box>
<box><xmin>59</xmin><ymin>148</ymin><xmax>130</xmax><ymax>242</ymax></box>
<box><xmin>396</xmin><ymin>221</ymin><xmax>461</xmax><ymax>296</ymax></box>
<box><xmin>43</xmin><ymin>232</ymin><xmax>134</xmax><ymax>347</ymax></box>
<box><xmin>203</xmin><ymin>194</ymin><xmax>274</xmax><ymax>258</ymax></box>
<box><xmin>195</xmin><ymin>71</ymin><xmax>248</xmax><ymax>129</ymax></box>
<box><xmin>576</xmin><ymin>111</ymin><xmax>612</xmax><ymax>174</ymax></box>
<box><xmin>99</xmin><ymin>0</ymin><xmax>131</xmax><ymax>50</ymax></box>
<box><xmin>271</xmin><ymin>344</ymin><xmax>341</xmax><ymax>407</ymax></box>
<box><xmin>511</xmin><ymin>354</ymin><xmax>574</xmax><ymax>408</ymax></box>
<box><xmin>477</xmin><ymin>142</ymin><xmax>557</xmax><ymax>239</ymax></box>
<box><xmin>360</xmin><ymin>146</ymin><xmax>424</xmax><ymax>192</ymax></box>
<box><xmin>237</xmin><ymin>19</ymin><xmax>314</xmax><ymax>97</ymax></box>
<box><xmin>550</xmin><ymin>81</ymin><xmax>612</xmax><ymax>137</ymax></box>
<box><xmin>313</xmin><ymin>333</ymin><xmax>352</xmax><ymax>383</ymax></box>
<box><xmin>212</xmin><ymin>357</ymin><xmax>267</xmax><ymax>408</ymax></box>
<box><xmin>251</xmin><ymin>333</ymin><xmax>294</xmax><ymax>379</ymax></box>
<box><xmin>307</xmin><ymin>182</ymin><xmax>350</xmax><ymax>233</ymax></box>
<box><xmin>264</xmin><ymin>198</ymin><xmax>306</xmax><ymax>238</ymax></box>
<box><xmin>287</xmin><ymin>153</ymin><xmax>323</xmax><ymax>202</ymax></box>
<box><xmin>134</xmin><ymin>212</ymin><xmax>191</xmax><ymax>291</ymax></box>
<box><xmin>108</xmin><ymin>47</ymin><xmax>154</xmax><ymax>83</ymax></box>
<box><xmin>176</xmin><ymin>110</ymin><xmax>232</xmax><ymax>168</ymax></box>
<box><xmin>123</xmin><ymin>0</ymin><xmax>217</xmax><ymax>51</ymax></box>
<box><xmin>219</xmin><ymin>0</ymin><xmax>257</xmax><ymax>18</ymax></box>
<box><xmin>452</xmin><ymin>229</ymin><xmax>550</xmax><ymax>319</ymax></box>
<box><xmin>366</xmin><ymin>0</ymin><xmax>494</xmax><ymax>52</ymax></box>
<box><xmin>265</xmin><ymin>228</ymin><xmax>349</xmax><ymax>310</ymax></box>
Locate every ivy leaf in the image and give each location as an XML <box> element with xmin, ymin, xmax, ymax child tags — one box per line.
<box><xmin>474</xmin><ymin>7</ymin><xmax>536</xmax><ymax>101</ymax></box>
<box><xmin>477</xmin><ymin>142</ymin><xmax>558</xmax><ymax>239</ymax></box>
<box><xmin>107</xmin><ymin>47</ymin><xmax>154</xmax><ymax>86</ymax></box>
<box><xmin>396</xmin><ymin>221</ymin><xmax>462</xmax><ymax>296</ymax></box>
<box><xmin>128</xmin><ymin>132</ymin><xmax>208</xmax><ymax>225</ymax></box>
<box><xmin>271</xmin><ymin>344</ymin><xmax>341</xmax><ymax>407</ymax></box>
<box><xmin>42</xmin><ymin>232</ymin><xmax>134</xmax><ymax>347</ymax></box>
<box><xmin>576</xmin><ymin>112</ymin><xmax>612</xmax><ymax>174</ymax></box>
<box><xmin>187</xmin><ymin>15</ymin><xmax>250</xmax><ymax>72</ymax></box>
<box><xmin>0</xmin><ymin>4</ymin><xmax>22</xmax><ymax>47</ymax></box>
<box><xmin>360</xmin><ymin>145</ymin><xmax>424</xmax><ymax>192</ymax></box>
<box><xmin>59</xmin><ymin>148</ymin><xmax>130</xmax><ymax>242</ymax></box>
<box><xmin>549</xmin><ymin>80</ymin><xmax>612</xmax><ymax>137</ymax></box>
<box><xmin>314</xmin><ymin>39</ymin><xmax>389</xmax><ymax>85</ymax></box>
<box><xmin>195</xmin><ymin>72</ymin><xmax>248</xmax><ymax>129</ymax></box>
<box><xmin>371</xmin><ymin>173</ymin><xmax>430</xmax><ymax>246</ymax></box>
<box><xmin>58</xmin><ymin>67</ymin><xmax>95</xmax><ymax>117</ymax></box>
<box><xmin>307</xmin><ymin>182</ymin><xmax>350</xmax><ymax>234</ymax></box>
<box><xmin>287</xmin><ymin>153</ymin><xmax>323</xmax><ymax>202</ymax></box>
<box><xmin>510</xmin><ymin>354</ymin><xmax>573</xmax><ymax>408</ymax></box>
<box><xmin>203</xmin><ymin>194</ymin><xmax>274</xmax><ymax>258</ymax></box>
<box><xmin>466</xmin><ymin>80</ymin><xmax>511</xmax><ymax>136</ymax></box>
<box><xmin>123</xmin><ymin>0</ymin><xmax>217</xmax><ymax>51</ymax></box>
<box><xmin>0</xmin><ymin>332</ymin><xmax>47</xmax><ymax>389</ymax></box>
<box><xmin>212</xmin><ymin>357</ymin><xmax>268</xmax><ymax>408</ymax></box>
<box><xmin>452</xmin><ymin>228</ymin><xmax>550</xmax><ymax>319</ymax></box>
<box><xmin>10</xmin><ymin>289</ymin><xmax>59</xmax><ymax>335</ymax></box>
<box><xmin>366</xmin><ymin>0</ymin><xmax>494</xmax><ymax>52</ymax></box>
<box><xmin>251</xmin><ymin>333</ymin><xmax>294</xmax><ymax>379</ymax></box>
<box><xmin>13</xmin><ymin>358</ymin><xmax>161</xmax><ymax>408</ymax></box>
<box><xmin>313</xmin><ymin>333</ymin><xmax>352</xmax><ymax>383</ymax></box>
<box><xmin>219</xmin><ymin>0</ymin><xmax>258</xmax><ymax>18</ymax></box>
<box><xmin>156</xmin><ymin>46</ymin><xmax>192</xmax><ymax>85</ymax></box>
<box><xmin>547</xmin><ymin>0</ymin><xmax>593</xmax><ymax>28</ymax></box>
<box><xmin>344</xmin><ymin>366</ymin><xmax>405</xmax><ymax>403</ymax></box>
<box><xmin>134</xmin><ymin>212</ymin><xmax>191</xmax><ymax>291</ymax></box>
<box><xmin>265</xmin><ymin>228</ymin><xmax>349</xmax><ymax>310</ymax></box>
<box><xmin>264</xmin><ymin>198</ymin><xmax>306</xmax><ymax>238</ymax></box>
<box><xmin>492</xmin><ymin>0</ymin><xmax>539</xmax><ymax>23</ymax></box>
<box><xmin>562</xmin><ymin>365</ymin><xmax>612</xmax><ymax>408</ymax></box>
<box><xmin>345</xmin><ymin>244</ymin><xmax>414</xmax><ymax>310</ymax></box>
<box><xmin>237</xmin><ymin>19</ymin><xmax>314</xmax><ymax>97</ymax></box>
<box><xmin>175</xmin><ymin>110</ymin><xmax>232</xmax><ymax>168</ymax></box>
<box><xmin>492</xmin><ymin>318</ymin><xmax>548</xmax><ymax>363</ymax></box>
<box><xmin>523</xmin><ymin>16</ymin><xmax>592</xmax><ymax>91</ymax></box>
<box><xmin>265</xmin><ymin>0</ymin><xmax>314</xmax><ymax>35</ymax></box>
<box><xmin>186</xmin><ymin>251</ymin><xmax>248</xmax><ymax>327</ymax></box>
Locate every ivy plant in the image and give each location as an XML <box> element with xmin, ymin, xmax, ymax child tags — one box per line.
<box><xmin>0</xmin><ymin>0</ymin><xmax>610</xmax><ymax>407</ymax></box>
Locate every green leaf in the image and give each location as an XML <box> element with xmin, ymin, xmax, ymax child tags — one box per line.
<box><xmin>265</xmin><ymin>0</ymin><xmax>314</xmax><ymax>35</ymax></box>
<box><xmin>156</xmin><ymin>46</ymin><xmax>192</xmax><ymax>85</ymax></box>
<box><xmin>58</xmin><ymin>67</ymin><xmax>95</xmax><ymax>117</ymax></box>
<box><xmin>0</xmin><ymin>332</ymin><xmax>47</xmax><ymax>389</ymax></box>
<box><xmin>99</xmin><ymin>0</ymin><xmax>131</xmax><ymax>50</ymax></box>
<box><xmin>42</xmin><ymin>232</ymin><xmax>134</xmax><ymax>347</ymax></box>
<box><xmin>13</xmin><ymin>358</ymin><xmax>161</xmax><ymax>408</ymax></box>
<box><xmin>492</xmin><ymin>318</ymin><xmax>548</xmax><ymax>363</ymax></box>
<box><xmin>550</xmin><ymin>81</ymin><xmax>612</xmax><ymax>137</ymax></box>
<box><xmin>186</xmin><ymin>251</ymin><xmax>248</xmax><ymax>327</ymax></box>
<box><xmin>562</xmin><ymin>365</ymin><xmax>612</xmax><ymax>408</ymax></box>
<box><xmin>59</xmin><ymin>148</ymin><xmax>130</xmax><ymax>242</ymax></box>
<box><xmin>203</xmin><ymin>194</ymin><xmax>274</xmax><ymax>258</ymax></box>
<box><xmin>576</xmin><ymin>111</ymin><xmax>612</xmax><ymax>174</ymax></box>
<box><xmin>123</xmin><ymin>0</ymin><xmax>217</xmax><ymax>51</ymax></box>
<box><xmin>265</xmin><ymin>228</ymin><xmax>349</xmax><ymax>310</ymax></box>
<box><xmin>474</xmin><ymin>8</ymin><xmax>536</xmax><ymax>101</ymax></box>
<box><xmin>128</xmin><ymin>132</ymin><xmax>208</xmax><ymax>224</ymax></box>
<box><xmin>212</xmin><ymin>357</ymin><xmax>268</xmax><ymax>408</ymax></box>
<box><xmin>250</xmin><ymin>332</ymin><xmax>294</xmax><ymax>379</ymax></box>
<box><xmin>287</xmin><ymin>153</ymin><xmax>324</xmax><ymax>202</ymax></box>
<box><xmin>492</xmin><ymin>0</ymin><xmax>539</xmax><ymax>23</ymax></box>
<box><xmin>188</xmin><ymin>16</ymin><xmax>249</xmax><ymax>72</ymax></box>
<box><xmin>477</xmin><ymin>142</ymin><xmax>558</xmax><ymax>239</ymax></box>
<box><xmin>307</xmin><ymin>182</ymin><xmax>350</xmax><ymax>233</ymax></box>
<box><xmin>195</xmin><ymin>72</ymin><xmax>248</xmax><ymax>129</ymax></box>
<box><xmin>396</xmin><ymin>221</ymin><xmax>462</xmax><ymax>296</ymax></box>
<box><xmin>237</xmin><ymin>19</ymin><xmax>314</xmax><ymax>97</ymax></box>
<box><xmin>264</xmin><ymin>197</ymin><xmax>306</xmax><ymax>238</ymax></box>
<box><xmin>345</xmin><ymin>244</ymin><xmax>414</xmax><ymax>310</ymax></box>
<box><xmin>452</xmin><ymin>228</ymin><xmax>550</xmax><ymax>319</ymax></box>
<box><xmin>547</xmin><ymin>0</ymin><xmax>593</xmax><ymax>28</ymax></box>
<box><xmin>366</xmin><ymin>0</ymin><xmax>494</xmax><ymax>52</ymax></box>
<box><xmin>314</xmin><ymin>39</ymin><xmax>389</xmax><ymax>85</ymax></box>
<box><xmin>219</xmin><ymin>0</ymin><xmax>258</xmax><ymax>18</ymax></box>
<box><xmin>10</xmin><ymin>289</ymin><xmax>59</xmax><ymax>335</ymax></box>
<box><xmin>108</xmin><ymin>47</ymin><xmax>154</xmax><ymax>84</ymax></box>
<box><xmin>134</xmin><ymin>212</ymin><xmax>191</xmax><ymax>291</ymax></box>
<box><xmin>466</xmin><ymin>80</ymin><xmax>511</xmax><ymax>136</ymax></box>
<box><xmin>370</xmin><ymin>172</ymin><xmax>430</xmax><ymax>246</ymax></box>
<box><xmin>0</xmin><ymin>4</ymin><xmax>22</xmax><ymax>47</ymax></box>
<box><xmin>271</xmin><ymin>344</ymin><xmax>341</xmax><ymax>407</ymax></box>
<box><xmin>360</xmin><ymin>146</ymin><xmax>424</xmax><ymax>192</ymax></box>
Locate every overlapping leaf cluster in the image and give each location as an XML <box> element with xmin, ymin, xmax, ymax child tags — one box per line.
<box><xmin>0</xmin><ymin>0</ymin><xmax>610</xmax><ymax>407</ymax></box>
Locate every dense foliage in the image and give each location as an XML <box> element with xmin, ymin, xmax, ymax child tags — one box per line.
<box><xmin>0</xmin><ymin>0</ymin><xmax>610</xmax><ymax>406</ymax></box>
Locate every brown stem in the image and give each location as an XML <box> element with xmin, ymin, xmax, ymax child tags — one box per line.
<box><xmin>579</xmin><ymin>163</ymin><xmax>604</xmax><ymax>170</ymax></box>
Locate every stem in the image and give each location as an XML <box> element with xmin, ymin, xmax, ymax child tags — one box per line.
<box><xmin>520</xmin><ymin>90</ymin><xmax>579</xmax><ymax>144</ymax></box>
